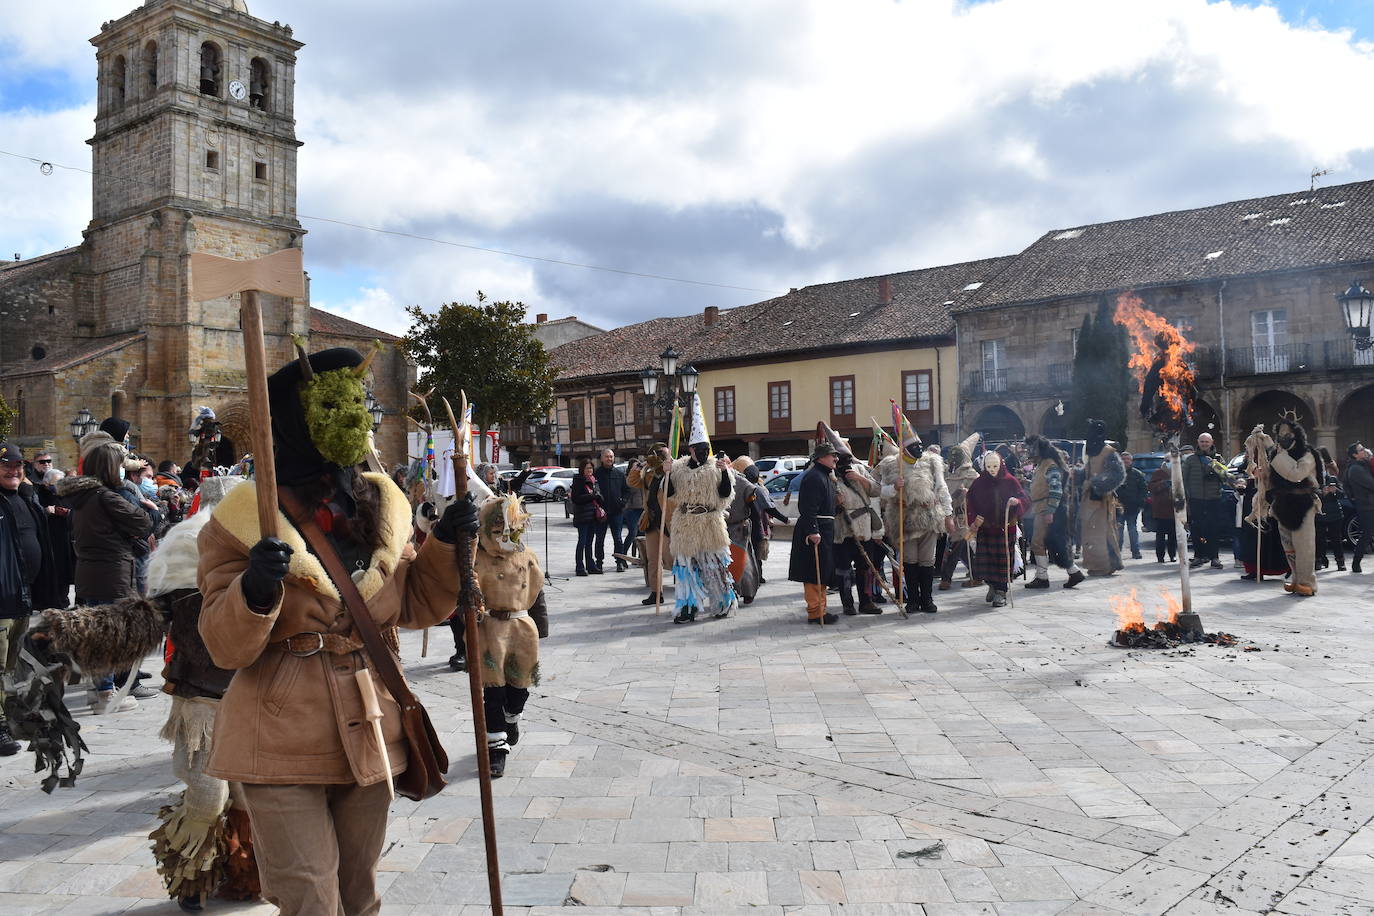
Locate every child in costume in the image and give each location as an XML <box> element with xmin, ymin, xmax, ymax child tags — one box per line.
<box><xmin>471</xmin><ymin>493</ymin><xmax>548</xmax><ymax>777</ymax></box>
<box><xmin>146</xmin><ymin>475</ymin><xmax>258</xmax><ymax>911</ymax></box>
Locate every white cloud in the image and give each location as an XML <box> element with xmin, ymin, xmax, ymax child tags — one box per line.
<box><xmin>4</xmin><ymin>0</ymin><xmax>1374</xmax><ymax>335</ymax></box>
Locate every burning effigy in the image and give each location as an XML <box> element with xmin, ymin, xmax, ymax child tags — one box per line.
<box><xmin>1108</xmin><ymin>587</ymin><xmax>1237</xmax><ymax>649</ymax></box>
<box><xmin>1114</xmin><ymin>293</ymin><xmax>1204</xmax><ymax>624</ymax></box>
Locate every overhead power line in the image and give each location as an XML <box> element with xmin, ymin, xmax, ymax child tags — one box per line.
<box><xmin>0</xmin><ymin>148</ymin><xmax>785</xmax><ymax>296</ymax></box>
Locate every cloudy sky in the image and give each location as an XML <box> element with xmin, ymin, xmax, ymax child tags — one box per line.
<box><xmin>2</xmin><ymin>0</ymin><xmax>1374</xmax><ymax>336</ymax></box>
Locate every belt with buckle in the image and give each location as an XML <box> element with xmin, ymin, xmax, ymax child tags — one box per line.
<box><xmin>486</xmin><ymin>609</ymin><xmax>530</xmax><ymax>621</ymax></box>
<box><xmin>273</xmin><ymin>632</ymin><xmax>364</xmax><ymax>657</ymax></box>
<box><xmin>682</xmin><ymin>504</ymin><xmax>713</xmax><ymax>514</ymax></box>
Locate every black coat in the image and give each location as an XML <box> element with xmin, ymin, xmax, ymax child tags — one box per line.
<box><xmin>593</xmin><ymin>465</ymin><xmax>629</xmax><ymax>515</ymax></box>
<box><xmin>0</xmin><ymin>483</ymin><xmax>63</xmax><ymax>619</ymax></box>
<box><xmin>788</xmin><ymin>466</ymin><xmax>836</xmax><ymax>584</ymax></box>
<box><xmin>569</xmin><ymin>474</ymin><xmax>604</xmax><ymax>526</ymax></box>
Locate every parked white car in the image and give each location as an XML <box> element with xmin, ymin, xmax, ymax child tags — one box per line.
<box><xmin>520</xmin><ymin>467</ymin><xmax>577</xmax><ymax>501</ymax></box>
<box><xmin>754</xmin><ymin>456</ymin><xmax>808</xmax><ymax>481</ymax></box>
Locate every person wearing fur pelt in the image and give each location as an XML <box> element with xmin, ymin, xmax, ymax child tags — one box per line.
<box><xmin>877</xmin><ymin>431</ymin><xmax>954</xmax><ymax>615</ymax></box>
<box><xmin>1267</xmin><ymin>415</ymin><xmax>1321</xmax><ymax>596</ymax></box>
<box><xmin>145</xmin><ymin>475</ymin><xmax>258</xmax><ymax>911</ymax></box>
<box><xmin>1023</xmin><ymin>435</ymin><xmax>1085</xmax><ymax>590</ymax></box>
<box><xmin>939</xmin><ymin>433</ymin><xmax>981</xmax><ymax>590</ymax></box>
<box><xmin>472</xmin><ymin>493</ymin><xmax>548</xmax><ymax>778</ymax></box>
<box><xmin>666</xmin><ymin>441</ymin><xmax>737</xmax><ymax>624</ymax></box>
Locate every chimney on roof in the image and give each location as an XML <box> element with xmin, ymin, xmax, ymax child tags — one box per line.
<box><xmin>704</xmin><ymin>305</ymin><xmax>720</xmax><ymax>327</ymax></box>
<box><xmin>535</xmin><ymin>313</ymin><xmax>548</xmax><ymax>323</ymax></box>
<box><xmin>878</xmin><ymin>276</ymin><xmax>892</xmax><ymax>306</ymax></box>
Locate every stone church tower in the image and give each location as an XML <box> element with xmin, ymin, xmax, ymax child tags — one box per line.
<box><xmin>0</xmin><ymin>0</ymin><xmax>411</xmax><ymax>469</ymax></box>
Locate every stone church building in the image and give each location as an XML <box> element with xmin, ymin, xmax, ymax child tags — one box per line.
<box><xmin>0</xmin><ymin>0</ymin><xmax>412</xmax><ymax>469</ymax></box>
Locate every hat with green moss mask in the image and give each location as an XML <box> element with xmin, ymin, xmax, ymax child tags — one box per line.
<box><xmin>267</xmin><ymin>338</ymin><xmax>380</xmax><ymax>485</ymax></box>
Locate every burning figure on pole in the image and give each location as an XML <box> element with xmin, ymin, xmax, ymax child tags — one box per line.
<box><xmin>1117</xmin><ymin>294</ymin><xmax>1200</xmax><ymax>615</ymax></box>
<box><xmin>1267</xmin><ymin>412</ymin><xmax>1321</xmax><ymax>596</ymax></box>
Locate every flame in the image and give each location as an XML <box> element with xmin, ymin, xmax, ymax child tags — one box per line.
<box><xmin>1110</xmin><ymin>588</ymin><xmax>1147</xmax><ymax>633</ymax></box>
<box><xmin>1156</xmin><ymin>588</ymin><xmax>1182</xmax><ymax>625</ymax></box>
<box><xmin>1114</xmin><ymin>292</ymin><xmax>1196</xmax><ymax>432</ymax></box>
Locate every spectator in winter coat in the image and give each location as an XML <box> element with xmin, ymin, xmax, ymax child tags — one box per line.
<box><xmin>1148</xmin><ymin>463</ymin><xmax>1178</xmax><ymax>563</ymax></box>
<box><xmin>1116</xmin><ymin>452</ymin><xmax>1149</xmax><ymax>560</ymax></box>
<box><xmin>593</xmin><ymin>449</ymin><xmax>630</xmax><ymax>572</ymax></box>
<box><xmin>1345</xmin><ymin>443</ymin><xmax>1374</xmax><ymax>573</ymax></box>
<box><xmin>0</xmin><ymin>442</ymin><xmax>63</xmax><ymax>754</ymax></box>
<box><xmin>569</xmin><ymin>458</ymin><xmax>604</xmax><ymax>576</ymax></box>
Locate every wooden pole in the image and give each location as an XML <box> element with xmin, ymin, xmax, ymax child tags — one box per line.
<box><xmin>1004</xmin><ymin>499</ymin><xmax>1016</xmax><ymax>608</ymax></box>
<box><xmin>442</xmin><ymin>395</ymin><xmax>504</xmax><ymax>915</ymax></box>
<box><xmin>1169</xmin><ymin>440</ymin><xmax>1193</xmax><ymax>613</ymax></box>
<box><xmin>655</xmin><ymin>466</ymin><xmax>668</xmax><ymax>616</ymax></box>
<box><xmin>239</xmin><ymin>290</ymin><xmax>278</xmax><ymax>540</ymax></box>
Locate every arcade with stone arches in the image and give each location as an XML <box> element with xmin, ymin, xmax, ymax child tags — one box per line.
<box><xmin>967</xmin><ymin>381</ymin><xmax>1374</xmax><ymax>465</ymax></box>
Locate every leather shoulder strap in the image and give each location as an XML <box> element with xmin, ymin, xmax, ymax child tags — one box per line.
<box><xmin>278</xmin><ymin>488</ymin><xmax>420</xmax><ymax>712</ymax></box>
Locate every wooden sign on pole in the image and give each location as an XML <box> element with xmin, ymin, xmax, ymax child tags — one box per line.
<box><xmin>190</xmin><ymin>248</ymin><xmax>306</xmax><ymax>539</ymax></box>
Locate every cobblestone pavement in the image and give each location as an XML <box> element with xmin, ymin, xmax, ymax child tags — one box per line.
<box><xmin>4</xmin><ymin>507</ymin><xmax>1374</xmax><ymax>915</ymax></box>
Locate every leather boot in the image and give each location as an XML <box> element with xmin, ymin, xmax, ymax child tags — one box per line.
<box><xmin>916</xmin><ymin>566</ymin><xmax>937</xmax><ymax>613</ymax></box>
<box><xmin>839</xmin><ymin>573</ymin><xmax>858</xmax><ymax>616</ymax></box>
<box><xmin>903</xmin><ymin>564</ymin><xmax>921</xmax><ymax>615</ymax></box>
<box><xmin>0</xmin><ymin>721</ymin><xmax>19</xmax><ymax>757</ymax></box>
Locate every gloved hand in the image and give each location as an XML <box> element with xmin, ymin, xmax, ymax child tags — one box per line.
<box><xmin>241</xmin><ymin>536</ymin><xmax>293</xmax><ymax>611</ymax></box>
<box><xmin>433</xmin><ymin>494</ymin><xmax>479</xmax><ymax>543</ymax></box>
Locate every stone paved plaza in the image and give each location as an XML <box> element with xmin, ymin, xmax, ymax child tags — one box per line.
<box><xmin>4</xmin><ymin>508</ymin><xmax>1374</xmax><ymax>915</ymax></box>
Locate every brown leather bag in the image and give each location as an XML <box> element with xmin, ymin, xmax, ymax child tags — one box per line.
<box><xmin>279</xmin><ymin>490</ymin><xmax>449</xmax><ymax>800</ymax></box>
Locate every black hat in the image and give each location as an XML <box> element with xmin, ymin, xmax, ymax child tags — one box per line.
<box><xmin>810</xmin><ymin>441</ymin><xmax>839</xmax><ymax>460</ymax></box>
<box><xmin>99</xmin><ymin>417</ymin><xmax>130</xmax><ymax>442</ymax></box>
<box><xmin>266</xmin><ymin>347</ymin><xmax>364</xmax><ymax>485</ymax></box>
<box><xmin>0</xmin><ymin>442</ymin><xmax>22</xmax><ymax>463</ymax></box>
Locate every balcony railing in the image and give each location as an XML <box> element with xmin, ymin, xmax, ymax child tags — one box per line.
<box><xmin>1047</xmin><ymin>362</ymin><xmax>1072</xmax><ymax>389</ymax></box>
<box><xmin>969</xmin><ymin>370</ymin><xmax>1008</xmax><ymax>394</ymax></box>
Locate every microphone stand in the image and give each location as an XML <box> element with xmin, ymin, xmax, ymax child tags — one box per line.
<box><xmin>542</xmin><ymin>495</ymin><xmax>569</xmax><ymax>590</ymax></box>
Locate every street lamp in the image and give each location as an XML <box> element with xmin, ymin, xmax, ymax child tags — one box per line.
<box><xmin>364</xmin><ymin>390</ymin><xmax>384</xmax><ymax>432</ymax></box>
<box><xmin>69</xmin><ymin>407</ymin><xmax>95</xmax><ymax>443</ymax></box>
<box><xmin>640</xmin><ymin>350</ymin><xmax>699</xmax><ymax>439</ymax></box>
<box><xmin>679</xmin><ymin>365</ymin><xmax>699</xmax><ymax>394</ymax></box>
<box><xmin>1338</xmin><ymin>280</ymin><xmax>1374</xmax><ymax>351</ymax></box>
<box><xmin>660</xmin><ymin>346</ymin><xmax>680</xmax><ymax>377</ymax></box>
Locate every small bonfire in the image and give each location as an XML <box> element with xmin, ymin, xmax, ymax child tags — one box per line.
<box><xmin>1109</xmin><ymin>587</ymin><xmax>1237</xmax><ymax>649</ymax></box>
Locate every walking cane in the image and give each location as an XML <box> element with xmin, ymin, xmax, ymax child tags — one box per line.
<box><xmin>442</xmin><ymin>395</ymin><xmax>505</xmax><ymax>916</ymax></box>
<box><xmin>854</xmin><ymin>539</ymin><xmax>903</xmax><ymax>610</ymax></box>
<box><xmin>1004</xmin><ymin>499</ymin><xmax>1018</xmax><ymax>608</ymax></box>
<box><xmin>807</xmin><ymin>541</ymin><xmax>818</xmax><ymax>626</ymax></box>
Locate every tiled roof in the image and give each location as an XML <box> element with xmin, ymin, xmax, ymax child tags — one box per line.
<box><xmin>552</xmin><ymin>256</ymin><xmax>1014</xmax><ymax>381</ymax></box>
<box><xmin>0</xmin><ymin>246</ymin><xmax>82</xmax><ymax>286</ymax></box>
<box><xmin>308</xmin><ymin>307</ymin><xmax>399</xmax><ymax>341</ymax></box>
<box><xmin>959</xmin><ymin>178</ymin><xmax>1374</xmax><ymax>312</ymax></box>
<box><xmin>5</xmin><ymin>332</ymin><xmax>145</xmax><ymax>378</ymax></box>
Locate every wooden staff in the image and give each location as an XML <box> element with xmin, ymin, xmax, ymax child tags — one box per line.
<box><xmin>1004</xmin><ymin>499</ymin><xmax>1018</xmax><ymax>608</ymax></box>
<box><xmin>655</xmin><ymin>464</ymin><xmax>669</xmax><ymax>616</ymax></box>
<box><xmin>1168</xmin><ymin>438</ymin><xmax>1193</xmax><ymax>613</ymax></box>
<box><xmin>354</xmin><ymin>670</ymin><xmax>394</xmax><ymax>800</ymax></box>
<box><xmin>442</xmin><ymin>394</ymin><xmax>504</xmax><ymax>915</ymax></box>
<box><xmin>410</xmin><ymin>389</ymin><xmax>438</xmax><ymax>656</ymax></box>
<box><xmin>813</xmin><ymin>539</ymin><xmax>825</xmax><ymax>624</ymax></box>
<box><xmin>854</xmin><ymin>537</ymin><xmax>902</xmax><ymax>609</ymax></box>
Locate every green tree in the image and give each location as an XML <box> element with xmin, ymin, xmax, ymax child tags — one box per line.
<box><xmin>1066</xmin><ymin>297</ymin><xmax>1131</xmax><ymax>449</ymax></box>
<box><xmin>398</xmin><ymin>292</ymin><xmax>557</xmax><ymax>462</ymax></box>
<box><xmin>0</xmin><ymin>393</ymin><xmax>14</xmax><ymax>440</ymax></box>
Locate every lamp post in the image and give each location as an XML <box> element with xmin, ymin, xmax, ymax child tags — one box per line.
<box><xmin>365</xmin><ymin>389</ymin><xmax>385</xmax><ymax>433</ymax></box>
<box><xmin>69</xmin><ymin>407</ymin><xmax>96</xmax><ymax>444</ymax></box>
<box><xmin>1338</xmin><ymin>280</ymin><xmax>1374</xmax><ymax>351</ymax></box>
<box><xmin>640</xmin><ymin>347</ymin><xmax>699</xmax><ymax>441</ymax></box>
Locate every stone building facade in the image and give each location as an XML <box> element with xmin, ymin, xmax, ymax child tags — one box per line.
<box><xmin>954</xmin><ymin>180</ymin><xmax>1374</xmax><ymax>459</ymax></box>
<box><xmin>0</xmin><ymin>0</ymin><xmax>413</xmax><ymax>470</ymax></box>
